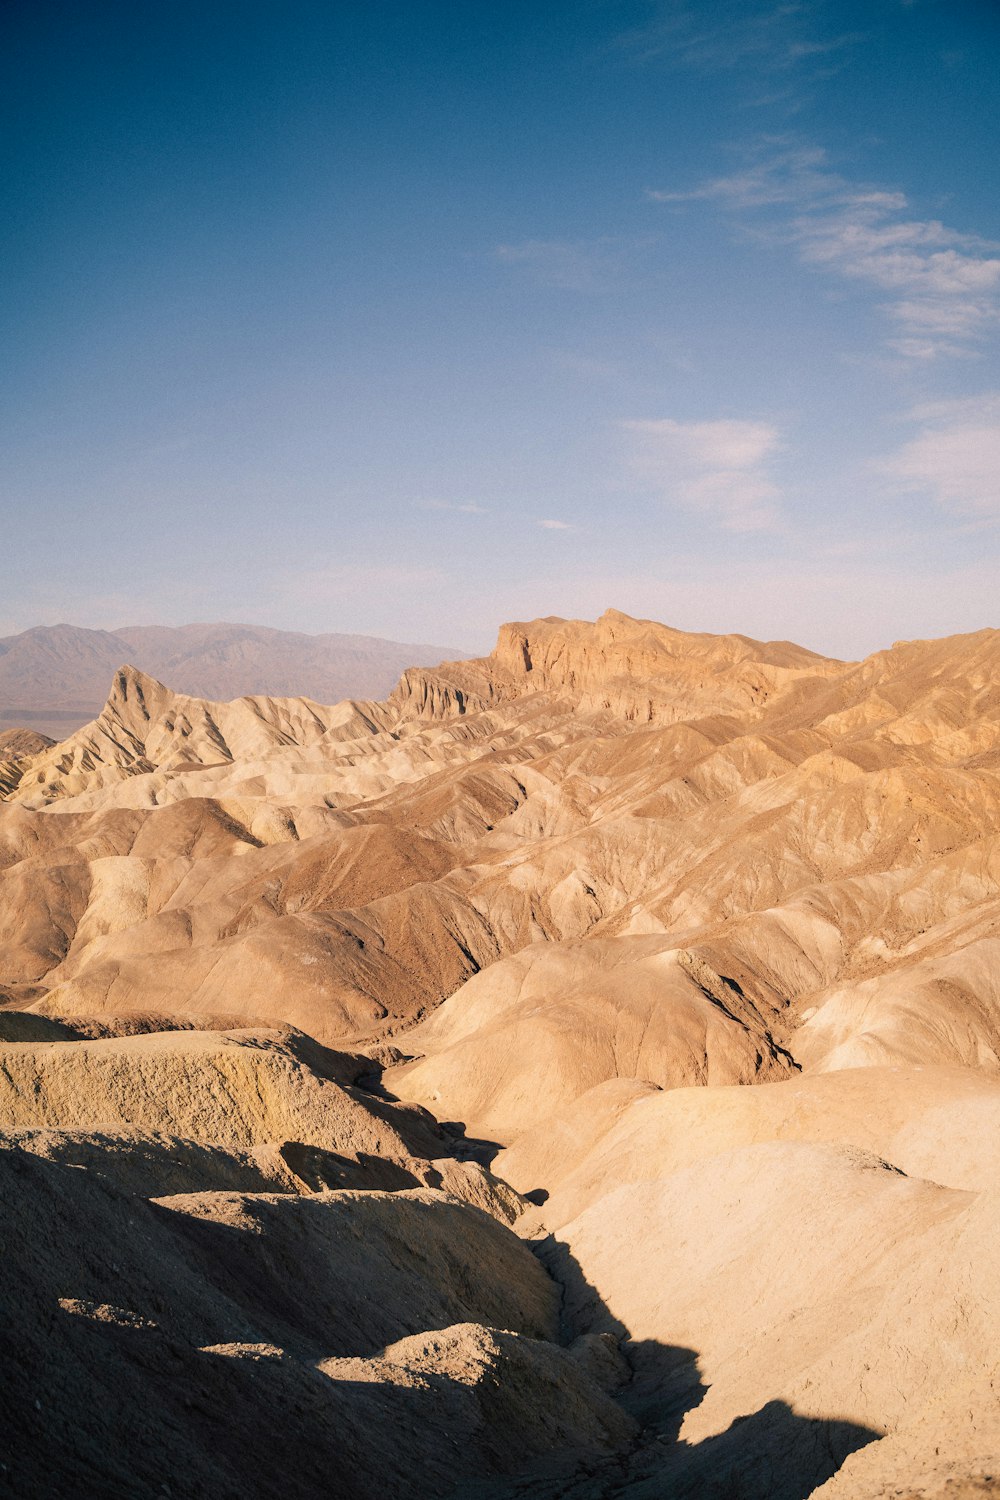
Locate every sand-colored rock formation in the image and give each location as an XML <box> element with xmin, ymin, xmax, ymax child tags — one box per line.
<box><xmin>0</xmin><ymin>726</ymin><xmax>54</xmax><ymax>796</ymax></box>
<box><xmin>3</xmin><ymin>608</ymin><xmax>1000</xmax><ymax>1496</ymax></box>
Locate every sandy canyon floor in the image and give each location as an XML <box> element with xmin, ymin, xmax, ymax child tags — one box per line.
<box><xmin>2</xmin><ymin>608</ymin><xmax>1000</xmax><ymax>1498</ymax></box>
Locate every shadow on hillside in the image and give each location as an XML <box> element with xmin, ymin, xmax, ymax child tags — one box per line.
<box><xmin>354</xmin><ymin>1055</ymin><xmax>504</xmax><ymax>1167</ymax></box>
<box><xmin>5</xmin><ymin>1149</ymin><xmax>882</xmax><ymax>1500</ymax></box>
<box><xmin>436</xmin><ymin>1116</ymin><xmax>504</xmax><ymax>1167</ymax></box>
<box><xmin>348</xmin><ymin>1066</ymin><xmax>881</xmax><ymax>1498</ymax></box>
<box><xmin>661</xmin><ymin>1399</ymin><xmax>880</xmax><ymax>1500</ymax></box>
<box><xmin>515</xmin><ymin>1232</ymin><xmax>882</xmax><ymax>1500</ymax></box>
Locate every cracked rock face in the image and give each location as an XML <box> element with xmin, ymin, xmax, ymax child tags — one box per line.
<box><xmin>3</xmin><ymin>609</ymin><xmax>1000</xmax><ymax>1497</ymax></box>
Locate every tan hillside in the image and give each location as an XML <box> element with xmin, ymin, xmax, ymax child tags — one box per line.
<box><xmin>3</xmin><ymin>609</ymin><xmax>1000</xmax><ymax>1497</ymax></box>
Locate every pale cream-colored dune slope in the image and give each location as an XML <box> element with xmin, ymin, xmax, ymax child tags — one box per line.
<box><xmin>3</xmin><ymin>609</ymin><xmax>1000</xmax><ymax>1498</ymax></box>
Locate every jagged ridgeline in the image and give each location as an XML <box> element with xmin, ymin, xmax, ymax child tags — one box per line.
<box><xmin>2</xmin><ymin>609</ymin><xmax>1000</xmax><ymax>1498</ymax></box>
<box><xmin>0</xmin><ymin>621</ymin><xmax>467</xmax><ymax>740</ymax></box>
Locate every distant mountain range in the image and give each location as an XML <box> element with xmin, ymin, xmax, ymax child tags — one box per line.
<box><xmin>0</xmin><ymin>622</ymin><xmax>466</xmax><ymax>739</ymax></box>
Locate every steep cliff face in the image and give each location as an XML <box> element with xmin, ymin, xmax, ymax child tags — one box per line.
<box><xmin>396</xmin><ymin>609</ymin><xmax>844</xmax><ymax>725</ymax></box>
<box><xmin>390</xmin><ymin>665</ymin><xmax>491</xmax><ymax>719</ymax></box>
<box><xmin>496</xmin><ymin>609</ymin><xmax>842</xmax><ymax>720</ymax></box>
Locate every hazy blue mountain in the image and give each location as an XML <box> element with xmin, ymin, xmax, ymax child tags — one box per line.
<box><xmin>0</xmin><ymin>622</ymin><xmax>465</xmax><ymax>739</ymax></box>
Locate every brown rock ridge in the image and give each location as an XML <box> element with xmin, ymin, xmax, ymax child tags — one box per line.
<box><xmin>394</xmin><ymin>607</ymin><xmax>841</xmax><ymax>724</ymax></box>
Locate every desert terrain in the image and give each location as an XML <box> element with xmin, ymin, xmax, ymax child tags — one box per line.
<box><xmin>2</xmin><ymin>607</ymin><xmax>999</xmax><ymax>1498</ymax></box>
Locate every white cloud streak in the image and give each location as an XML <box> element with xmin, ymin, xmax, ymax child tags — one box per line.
<box><xmin>420</xmin><ymin>500</ymin><xmax>489</xmax><ymax>515</ymax></box>
<box><xmin>537</xmin><ymin>518</ymin><xmax>574</xmax><ymax>530</ymax></box>
<box><xmin>879</xmin><ymin>393</ymin><xmax>1000</xmax><ymax>518</ymax></box>
<box><xmin>615</xmin><ymin>4</ymin><xmax>860</xmax><ymax>79</ymax></box>
<box><xmin>650</xmin><ymin>143</ymin><xmax>1000</xmax><ymax>357</ymax></box>
<box><xmin>622</xmin><ymin>417</ymin><xmax>784</xmax><ymax>531</ymax></box>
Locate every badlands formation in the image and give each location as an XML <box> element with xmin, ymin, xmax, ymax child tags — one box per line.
<box><xmin>2</xmin><ymin>608</ymin><xmax>1000</xmax><ymax>1498</ymax></box>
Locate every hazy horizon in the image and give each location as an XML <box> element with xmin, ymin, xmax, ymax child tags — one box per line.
<box><xmin>3</xmin><ymin>0</ymin><xmax>998</xmax><ymax>660</ymax></box>
<box><xmin>4</xmin><ymin>608</ymin><xmax>1000</xmax><ymax>668</ymax></box>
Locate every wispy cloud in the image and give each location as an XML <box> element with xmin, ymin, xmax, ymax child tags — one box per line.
<box><xmin>649</xmin><ymin>142</ymin><xmax>833</xmax><ymax>208</ymax></box>
<box><xmin>418</xmin><ymin>500</ymin><xmax>489</xmax><ymax>515</ymax></box>
<box><xmin>622</xmin><ymin>417</ymin><xmax>784</xmax><ymax>531</ymax></box>
<box><xmin>650</xmin><ymin>141</ymin><xmax>1000</xmax><ymax>357</ymax></box>
<box><xmin>615</xmin><ymin>3</ymin><xmax>861</xmax><ymax>83</ymax></box>
<box><xmin>879</xmin><ymin>393</ymin><xmax>1000</xmax><ymax>519</ymax></box>
<box><xmin>495</xmin><ymin>237</ymin><xmax>655</xmax><ymax>292</ymax></box>
<box><xmin>537</xmin><ymin>518</ymin><xmax>574</xmax><ymax>530</ymax></box>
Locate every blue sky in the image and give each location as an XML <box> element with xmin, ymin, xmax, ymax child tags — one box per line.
<box><xmin>2</xmin><ymin>0</ymin><xmax>998</xmax><ymax>658</ymax></box>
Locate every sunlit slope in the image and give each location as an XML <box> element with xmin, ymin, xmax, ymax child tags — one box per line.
<box><xmin>6</xmin><ymin>611</ymin><xmax>994</xmax><ymax>1079</ymax></box>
